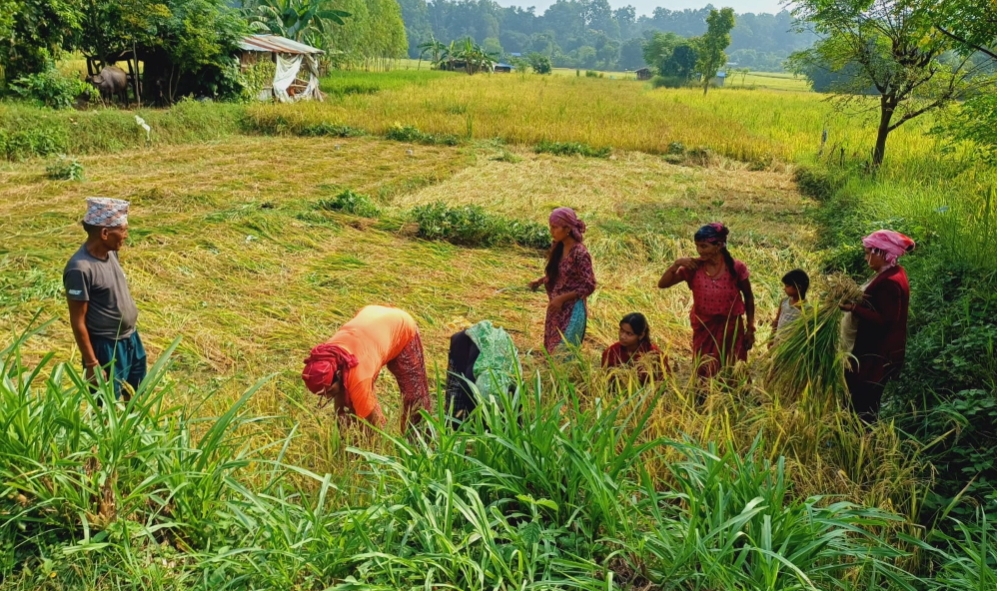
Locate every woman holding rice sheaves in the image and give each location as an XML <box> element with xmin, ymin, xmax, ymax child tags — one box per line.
<box><xmin>839</xmin><ymin>230</ymin><xmax>914</xmax><ymax>422</ymax></box>
<box><xmin>529</xmin><ymin>207</ymin><xmax>597</xmax><ymax>353</ymax></box>
<box><xmin>658</xmin><ymin>223</ymin><xmax>756</xmax><ymax>378</ymax></box>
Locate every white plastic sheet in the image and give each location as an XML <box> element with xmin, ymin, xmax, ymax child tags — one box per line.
<box><xmin>272</xmin><ymin>53</ymin><xmax>302</xmax><ymax>103</ymax></box>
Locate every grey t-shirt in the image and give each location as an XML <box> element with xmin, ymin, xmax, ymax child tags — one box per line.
<box><xmin>63</xmin><ymin>245</ymin><xmax>139</xmax><ymax>339</ymax></box>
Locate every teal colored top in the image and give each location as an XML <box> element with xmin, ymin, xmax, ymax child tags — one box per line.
<box><xmin>466</xmin><ymin>320</ymin><xmax>521</xmax><ymax>399</ymax></box>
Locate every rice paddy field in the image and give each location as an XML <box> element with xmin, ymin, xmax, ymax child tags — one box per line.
<box><xmin>0</xmin><ymin>71</ymin><xmax>994</xmax><ymax>590</ymax></box>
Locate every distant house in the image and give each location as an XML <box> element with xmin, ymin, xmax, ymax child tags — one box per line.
<box><xmin>712</xmin><ymin>70</ymin><xmax>727</xmax><ymax>86</ymax></box>
<box><xmin>238</xmin><ymin>35</ymin><xmax>324</xmax><ymax>102</ymax></box>
<box><xmin>635</xmin><ymin>67</ymin><xmax>652</xmax><ymax>80</ymax></box>
<box><xmin>509</xmin><ymin>52</ymin><xmax>522</xmax><ymax>58</ymax></box>
<box><xmin>494</xmin><ymin>62</ymin><xmax>513</xmax><ymax>73</ymax></box>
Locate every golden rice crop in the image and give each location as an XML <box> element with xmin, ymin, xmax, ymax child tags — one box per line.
<box><xmin>766</xmin><ymin>273</ymin><xmax>865</xmax><ymax>409</ymax></box>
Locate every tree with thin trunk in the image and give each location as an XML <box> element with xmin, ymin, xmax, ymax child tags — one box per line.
<box><xmin>789</xmin><ymin>0</ymin><xmax>992</xmax><ymax>168</ymax></box>
<box><xmin>695</xmin><ymin>7</ymin><xmax>736</xmax><ymax>95</ymax></box>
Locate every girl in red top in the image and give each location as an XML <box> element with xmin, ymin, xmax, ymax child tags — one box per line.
<box><xmin>838</xmin><ymin>229</ymin><xmax>914</xmax><ymax>422</ymax></box>
<box><xmin>602</xmin><ymin>313</ymin><xmax>667</xmax><ymax>383</ymax></box>
<box><xmin>657</xmin><ymin>223</ymin><xmax>756</xmax><ymax>378</ymax></box>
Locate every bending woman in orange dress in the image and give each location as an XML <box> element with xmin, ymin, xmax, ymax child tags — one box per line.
<box><xmin>658</xmin><ymin>223</ymin><xmax>756</xmax><ymax>378</ymax></box>
<box><xmin>302</xmin><ymin>305</ymin><xmax>432</xmax><ymax>432</ymax></box>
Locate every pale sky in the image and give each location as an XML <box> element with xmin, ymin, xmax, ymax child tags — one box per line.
<box><xmin>494</xmin><ymin>0</ymin><xmax>790</xmax><ymax>18</ymax></box>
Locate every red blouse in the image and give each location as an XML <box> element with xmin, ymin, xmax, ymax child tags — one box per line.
<box><xmin>677</xmin><ymin>260</ymin><xmax>749</xmax><ymax>319</ymax></box>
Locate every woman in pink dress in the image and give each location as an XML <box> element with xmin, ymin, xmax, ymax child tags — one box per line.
<box><xmin>657</xmin><ymin>223</ymin><xmax>756</xmax><ymax>378</ymax></box>
<box><xmin>529</xmin><ymin>207</ymin><xmax>597</xmax><ymax>353</ymax></box>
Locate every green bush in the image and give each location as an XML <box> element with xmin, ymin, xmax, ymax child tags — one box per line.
<box><xmin>44</xmin><ymin>155</ymin><xmax>84</xmax><ymax>180</ymax></box>
<box><xmin>411</xmin><ymin>201</ymin><xmax>549</xmax><ymax>249</ymax></box>
<box><xmin>651</xmin><ymin>75</ymin><xmax>688</xmax><ymax>89</ymax></box>
<box><xmin>527</xmin><ymin>53</ymin><xmax>552</xmax><ymax>74</ymax></box>
<box><xmin>297</xmin><ymin>122</ymin><xmax>363</xmax><ymax>137</ymax></box>
<box><xmin>535</xmin><ymin>140</ymin><xmax>610</xmax><ymax>158</ymax></box>
<box><xmin>315</xmin><ymin>189</ymin><xmax>379</xmax><ymax>217</ymax></box>
<box><xmin>385</xmin><ymin>123</ymin><xmax>459</xmax><ymax>146</ymax></box>
<box><xmin>584</xmin><ymin>70</ymin><xmax>599</xmax><ymax>77</ymax></box>
<box><xmin>9</xmin><ymin>67</ymin><xmax>95</xmax><ymax>109</ymax></box>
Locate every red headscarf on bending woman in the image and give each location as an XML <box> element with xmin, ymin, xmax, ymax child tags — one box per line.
<box><xmin>302</xmin><ymin>343</ymin><xmax>358</xmax><ymax>396</ymax></box>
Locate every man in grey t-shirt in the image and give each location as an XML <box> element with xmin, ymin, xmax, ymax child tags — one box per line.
<box><xmin>64</xmin><ymin>197</ymin><xmax>146</xmax><ymax>400</ymax></box>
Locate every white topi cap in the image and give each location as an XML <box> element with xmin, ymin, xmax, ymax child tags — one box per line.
<box><xmin>83</xmin><ymin>197</ymin><xmax>129</xmax><ymax>227</ymax></box>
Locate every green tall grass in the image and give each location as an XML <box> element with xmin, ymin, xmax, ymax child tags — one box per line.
<box><xmin>4</xmin><ymin>331</ymin><xmax>995</xmax><ymax>590</ymax></box>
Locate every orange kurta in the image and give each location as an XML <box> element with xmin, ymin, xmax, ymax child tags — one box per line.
<box><xmin>325</xmin><ymin>305</ymin><xmax>418</xmax><ymax>419</ymax></box>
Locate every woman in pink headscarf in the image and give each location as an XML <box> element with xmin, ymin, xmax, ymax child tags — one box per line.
<box><xmin>529</xmin><ymin>207</ymin><xmax>597</xmax><ymax>353</ymax></box>
<box><xmin>839</xmin><ymin>230</ymin><xmax>915</xmax><ymax>421</ymax></box>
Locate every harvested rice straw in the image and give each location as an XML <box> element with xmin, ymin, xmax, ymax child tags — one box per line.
<box><xmin>767</xmin><ymin>273</ymin><xmax>865</xmax><ymax>407</ymax></box>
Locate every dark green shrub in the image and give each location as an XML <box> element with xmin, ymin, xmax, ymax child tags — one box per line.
<box><xmin>385</xmin><ymin>124</ymin><xmax>458</xmax><ymax>146</ymax></box>
<box><xmin>315</xmin><ymin>189</ymin><xmax>379</xmax><ymax>217</ymax></box>
<box><xmin>411</xmin><ymin>202</ymin><xmax>549</xmax><ymax>249</ymax></box>
<box><xmin>506</xmin><ymin>220</ymin><xmax>551</xmax><ymax>249</ymax></box>
<box><xmin>535</xmin><ymin>140</ymin><xmax>610</xmax><ymax>158</ymax></box>
<box><xmin>651</xmin><ymin>75</ymin><xmax>687</xmax><ymax>89</ymax></box>
<box><xmin>528</xmin><ymin>53</ymin><xmax>552</xmax><ymax>75</ymax></box>
<box><xmin>584</xmin><ymin>70</ymin><xmax>599</xmax><ymax>78</ymax></box>
<box><xmin>9</xmin><ymin>67</ymin><xmax>95</xmax><ymax>109</ymax></box>
<box><xmin>298</xmin><ymin>122</ymin><xmax>363</xmax><ymax>137</ymax></box>
<box><xmin>0</xmin><ymin>126</ymin><xmax>68</xmax><ymax>161</ymax></box>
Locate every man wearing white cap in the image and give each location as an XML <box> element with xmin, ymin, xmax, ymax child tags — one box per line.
<box><xmin>63</xmin><ymin>197</ymin><xmax>146</xmax><ymax>399</ymax></box>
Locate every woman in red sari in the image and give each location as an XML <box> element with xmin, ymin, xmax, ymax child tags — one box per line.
<box><xmin>529</xmin><ymin>207</ymin><xmax>597</xmax><ymax>353</ymax></box>
<box><xmin>839</xmin><ymin>229</ymin><xmax>914</xmax><ymax>422</ymax></box>
<box><xmin>658</xmin><ymin>223</ymin><xmax>756</xmax><ymax>378</ymax></box>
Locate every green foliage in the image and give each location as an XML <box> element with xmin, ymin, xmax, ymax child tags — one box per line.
<box><xmin>641</xmin><ymin>438</ymin><xmax>910</xmax><ymax>589</ymax></box>
<box><xmin>246</xmin><ymin>0</ymin><xmax>349</xmax><ymax>41</ymax></box>
<box><xmin>643</xmin><ymin>31</ymin><xmax>698</xmax><ymax>82</ymax></box>
<box><xmin>9</xmin><ymin>66</ymin><xmax>94</xmax><ymax>109</ymax></box>
<box><xmin>0</xmin><ymin>101</ymin><xmax>244</xmax><ymax>160</ymax></box>
<box><xmin>790</xmin><ymin>0</ymin><xmax>989</xmax><ymax>166</ymax></box>
<box><xmin>238</xmin><ymin>59</ymin><xmax>276</xmax><ymax>102</ymax></box>
<box><xmin>323</xmin><ymin>0</ymin><xmax>408</xmax><ymax>68</ymax></box>
<box><xmin>69</xmin><ymin>0</ymin><xmax>248</xmax><ymax>102</ymax></box>
<box><xmin>696</xmin><ymin>7</ymin><xmax>736</xmax><ymax>95</ymax></box>
<box><xmin>411</xmin><ymin>201</ymin><xmax>550</xmax><ymax>248</ymax></box>
<box><xmin>0</xmin><ymin>0</ymin><xmax>81</xmax><ymax>81</ymax></box>
<box><xmin>315</xmin><ymin>188</ymin><xmax>380</xmax><ymax>217</ymax></box>
<box><xmin>527</xmin><ymin>52</ymin><xmax>552</xmax><ymax>74</ymax></box>
<box><xmin>535</xmin><ymin>140</ymin><xmax>610</xmax><ymax>158</ymax></box>
<box><xmin>0</xmin><ymin>331</ymin><xmax>269</xmax><ymax>575</ymax></box>
<box><xmin>584</xmin><ymin>69</ymin><xmax>598</xmax><ymax>77</ymax></box>
<box><xmin>44</xmin><ymin>154</ymin><xmax>84</xmax><ymax>180</ymax></box>
<box><xmin>385</xmin><ymin>123</ymin><xmax>458</xmax><ymax>145</ymax></box>
<box><xmin>933</xmin><ymin>86</ymin><xmax>997</xmax><ymax>166</ymax></box>
<box><xmin>0</xmin><ymin>332</ymin><xmax>992</xmax><ymax>588</ymax></box>
<box><xmin>794</xmin><ymin>163</ymin><xmax>847</xmax><ymax>201</ymax></box>
<box><xmin>296</xmin><ymin>121</ymin><xmax>363</xmax><ymax>136</ymax></box>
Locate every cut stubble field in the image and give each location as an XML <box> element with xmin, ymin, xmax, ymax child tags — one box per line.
<box><xmin>1</xmin><ymin>133</ymin><xmax>854</xmax><ymax>483</ymax></box>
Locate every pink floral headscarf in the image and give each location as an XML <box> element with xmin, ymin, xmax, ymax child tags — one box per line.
<box><xmin>862</xmin><ymin>230</ymin><xmax>915</xmax><ymax>266</ymax></box>
<box><xmin>549</xmin><ymin>207</ymin><xmax>587</xmax><ymax>242</ymax></box>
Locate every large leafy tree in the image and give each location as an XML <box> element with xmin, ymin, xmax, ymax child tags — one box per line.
<box><xmin>695</xmin><ymin>7</ymin><xmax>735</xmax><ymax>95</ymax></box>
<box><xmin>0</xmin><ymin>0</ymin><xmax>82</xmax><ymax>81</ymax></box>
<box><xmin>643</xmin><ymin>31</ymin><xmax>697</xmax><ymax>82</ymax></box>
<box><xmin>790</xmin><ymin>0</ymin><xmax>992</xmax><ymax>167</ymax></box>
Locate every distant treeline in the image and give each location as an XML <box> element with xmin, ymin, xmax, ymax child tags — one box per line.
<box><xmin>398</xmin><ymin>0</ymin><xmax>818</xmax><ymax>71</ymax></box>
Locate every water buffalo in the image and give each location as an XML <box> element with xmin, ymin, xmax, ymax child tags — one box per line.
<box><xmin>87</xmin><ymin>66</ymin><xmax>129</xmax><ymax>104</ymax></box>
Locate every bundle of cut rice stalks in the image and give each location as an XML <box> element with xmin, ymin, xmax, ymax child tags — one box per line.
<box><xmin>767</xmin><ymin>273</ymin><xmax>865</xmax><ymax>406</ymax></box>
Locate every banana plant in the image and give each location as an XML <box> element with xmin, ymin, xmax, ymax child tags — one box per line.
<box><xmin>417</xmin><ymin>37</ymin><xmax>447</xmax><ymax>70</ymax></box>
<box><xmin>246</xmin><ymin>0</ymin><xmax>350</xmax><ymax>43</ymax></box>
